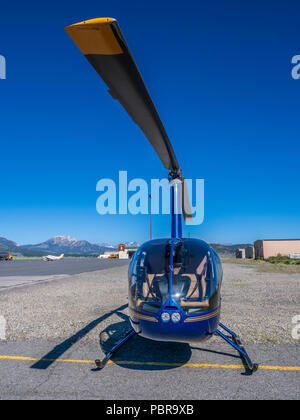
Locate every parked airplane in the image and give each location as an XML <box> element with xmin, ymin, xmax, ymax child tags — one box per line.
<box><xmin>42</xmin><ymin>254</ymin><xmax>64</xmax><ymax>261</ymax></box>
<box><xmin>0</xmin><ymin>252</ymin><xmax>13</xmax><ymax>261</ymax></box>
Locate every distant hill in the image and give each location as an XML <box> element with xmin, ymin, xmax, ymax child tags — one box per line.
<box><xmin>0</xmin><ymin>237</ymin><xmax>44</xmax><ymax>257</ymax></box>
<box><xmin>0</xmin><ymin>237</ymin><xmax>21</xmax><ymax>253</ymax></box>
<box><xmin>0</xmin><ymin>237</ymin><xmax>61</xmax><ymax>257</ymax></box>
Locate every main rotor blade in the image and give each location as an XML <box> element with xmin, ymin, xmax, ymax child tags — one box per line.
<box><xmin>182</xmin><ymin>178</ymin><xmax>193</xmax><ymax>222</ymax></box>
<box><xmin>65</xmin><ymin>17</ymin><xmax>180</xmax><ymax>173</ymax></box>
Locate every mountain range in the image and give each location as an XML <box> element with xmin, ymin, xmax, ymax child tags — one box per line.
<box><xmin>0</xmin><ymin>236</ymin><xmax>117</xmax><ymax>257</ymax></box>
<box><xmin>0</xmin><ymin>236</ymin><xmax>250</xmax><ymax>257</ymax></box>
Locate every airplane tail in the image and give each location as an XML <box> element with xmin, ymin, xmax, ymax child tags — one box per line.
<box><xmin>59</xmin><ymin>254</ymin><xmax>64</xmax><ymax>259</ymax></box>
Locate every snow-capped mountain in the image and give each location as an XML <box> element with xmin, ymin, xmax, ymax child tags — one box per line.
<box><xmin>123</xmin><ymin>241</ymin><xmax>141</xmax><ymax>248</ymax></box>
<box><xmin>23</xmin><ymin>236</ymin><xmax>116</xmax><ymax>255</ymax></box>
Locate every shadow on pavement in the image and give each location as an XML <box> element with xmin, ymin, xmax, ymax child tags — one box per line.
<box><xmin>31</xmin><ymin>304</ymin><xmax>128</xmax><ymax>370</ymax></box>
<box><xmin>31</xmin><ymin>305</ymin><xmax>245</xmax><ymax>373</ymax></box>
<box><xmin>97</xmin><ymin>314</ymin><xmax>242</xmax><ymax>371</ymax></box>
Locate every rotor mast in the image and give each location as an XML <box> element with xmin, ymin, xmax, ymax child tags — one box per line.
<box><xmin>170</xmin><ymin>178</ymin><xmax>183</xmax><ymax>240</ymax></box>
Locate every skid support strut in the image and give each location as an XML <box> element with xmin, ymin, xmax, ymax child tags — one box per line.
<box><xmin>215</xmin><ymin>323</ymin><xmax>259</xmax><ymax>373</ymax></box>
<box><xmin>95</xmin><ymin>328</ymin><xmax>137</xmax><ymax>369</ymax></box>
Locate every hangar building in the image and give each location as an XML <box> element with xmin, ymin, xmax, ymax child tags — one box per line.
<box><xmin>254</xmin><ymin>239</ymin><xmax>300</xmax><ymax>259</ymax></box>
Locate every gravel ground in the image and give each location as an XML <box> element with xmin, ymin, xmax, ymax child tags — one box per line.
<box><xmin>220</xmin><ymin>263</ymin><xmax>300</xmax><ymax>344</ymax></box>
<box><xmin>0</xmin><ymin>262</ymin><xmax>299</xmax><ymax>344</ymax></box>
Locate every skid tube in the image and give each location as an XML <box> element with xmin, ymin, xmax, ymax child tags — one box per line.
<box><xmin>95</xmin><ymin>328</ymin><xmax>137</xmax><ymax>369</ymax></box>
<box><xmin>215</xmin><ymin>322</ymin><xmax>259</xmax><ymax>374</ymax></box>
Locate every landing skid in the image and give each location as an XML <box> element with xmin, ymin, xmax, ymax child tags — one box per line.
<box><xmin>95</xmin><ymin>328</ymin><xmax>137</xmax><ymax>369</ymax></box>
<box><xmin>95</xmin><ymin>323</ymin><xmax>258</xmax><ymax>373</ymax></box>
<box><xmin>215</xmin><ymin>322</ymin><xmax>259</xmax><ymax>374</ymax></box>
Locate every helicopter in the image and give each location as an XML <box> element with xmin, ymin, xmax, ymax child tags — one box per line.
<box><xmin>65</xmin><ymin>17</ymin><xmax>258</xmax><ymax>373</ymax></box>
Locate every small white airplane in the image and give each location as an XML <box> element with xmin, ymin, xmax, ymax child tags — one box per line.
<box><xmin>42</xmin><ymin>254</ymin><xmax>64</xmax><ymax>261</ymax></box>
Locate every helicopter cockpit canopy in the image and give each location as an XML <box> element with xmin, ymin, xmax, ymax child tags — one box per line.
<box><xmin>129</xmin><ymin>238</ymin><xmax>222</xmax><ymax>315</ymax></box>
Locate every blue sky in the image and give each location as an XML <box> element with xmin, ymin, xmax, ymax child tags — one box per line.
<box><xmin>0</xmin><ymin>0</ymin><xmax>300</xmax><ymax>245</ymax></box>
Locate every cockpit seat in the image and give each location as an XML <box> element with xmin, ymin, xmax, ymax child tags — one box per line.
<box><xmin>180</xmin><ymin>274</ymin><xmax>209</xmax><ymax>308</ymax></box>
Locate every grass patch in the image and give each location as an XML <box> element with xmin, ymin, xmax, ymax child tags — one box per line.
<box><xmin>266</xmin><ymin>255</ymin><xmax>300</xmax><ymax>265</ymax></box>
<box><xmin>222</xmin><ymin>257</ymin><xmax>300</xmax><ymax>273</ymax></box>
<box><xmin>222</xmin><ymin>258</ymin><xmax>265</xmax><ymax>266</ymax></box>
<box><xmin>12</xmin><ymin>257</ymin><xmax>42</xmax><ymax>260</ymax></box>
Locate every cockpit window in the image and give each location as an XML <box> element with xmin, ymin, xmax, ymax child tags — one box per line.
<box><xmin>172</xmin><ymin>240</ymin><xmax>220</xmax><ymax>314</ymax></box>
<box><xmin>128</xmin><ymin>239</ymin><xmax>221</xmax><ymax>315</ymax></box>
<box><xmin>129</xmin><ymin>239</ymin><xmax>170</xmax><ymax>313</ymax></box>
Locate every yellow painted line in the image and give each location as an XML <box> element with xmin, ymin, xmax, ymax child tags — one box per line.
<box><xmin>0</xmin><ymin>355</ymin><xmax>299</xmax><ymax>371</ymax></box>
<box><xmin>114</xmin><ymin>361</ymin><xmax>300</xmax><ymax>371</ymax></box>
<box><xmin>0</xmin><ymin>355</ymin><xmax>95</xmax><ymax>364</ymax></box>
<box><xmin>115</xmin><ymin>361</ymin><xmax>244</xmax><ymax>369</ymax></box>
<box><xmin>258</xmin><ymin>365</ymin><xmax>300</xmax><ymax>372</ymax></box>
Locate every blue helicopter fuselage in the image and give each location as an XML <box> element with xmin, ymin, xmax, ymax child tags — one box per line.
<box><xmin>128</xmin><ymin>183</ymin><xmax>222</xmax><ymax>343</ymax></box>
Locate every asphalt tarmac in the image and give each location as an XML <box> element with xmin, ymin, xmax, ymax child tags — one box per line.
<box><xmin>0</xmin><ymin>258</ymin><xmax>129</xmax><ymax>277</ymax></box>
<box><xmin>0</xmin><ymin>340</ymin><xmax>299</xmax><ymax>400</ymax></box>
<box><xmin>0</xmin><ymin>258</ymin><xmax>129</xmax><ymax>290</ymax></box>
<box><xmin>0</xmin><ymin>262</ymin><xmax>299</xmax><ymax>400</ymax></box>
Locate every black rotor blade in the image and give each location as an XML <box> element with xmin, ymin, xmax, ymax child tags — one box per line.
<box><xmin>65</xmin><ymin>18</ymin><xmax>180</xmax><ymax>173</ymax></box>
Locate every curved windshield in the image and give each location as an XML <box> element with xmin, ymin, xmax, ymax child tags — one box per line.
<box><xmin>129</xmin><ymin>239</ymin><xmax>170</xmax><ymax>314</ymax></box>
<box><xmin>172</xmin><ymin>239</ymin><xmax>221</xmax><ymax>314</ymax></box>
<box><xmin>128</xmin><ymin>238</ymin><xmax>221</xmax><ymax>315</ymax></box>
